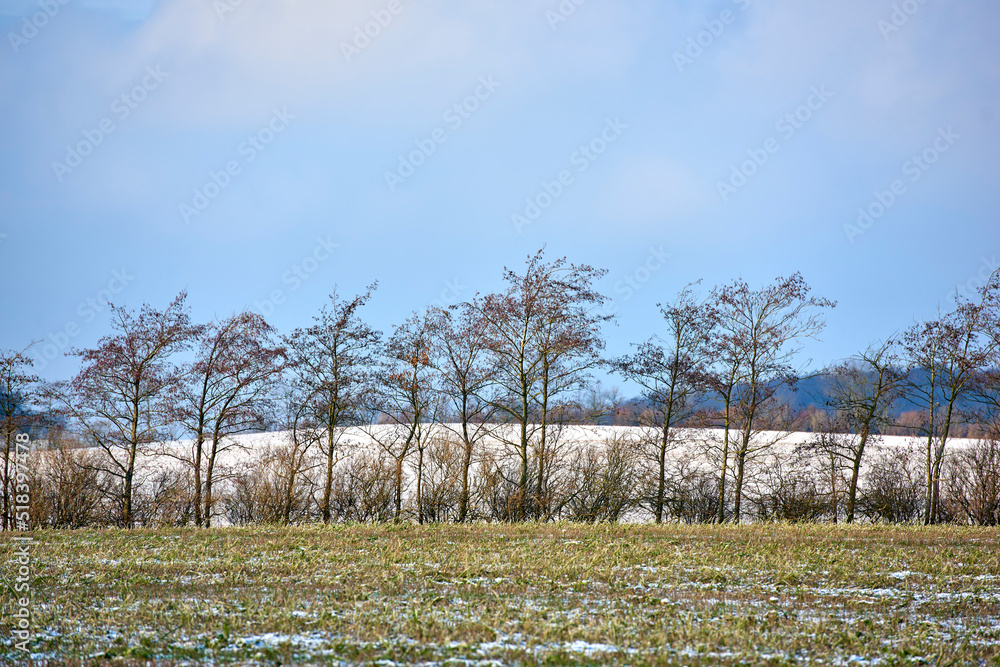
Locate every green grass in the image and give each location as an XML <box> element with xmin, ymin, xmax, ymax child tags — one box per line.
<box><xmin>3</xmin><ymin>523</ymin><xmax>999</xmax><ymax>665</ymax></box>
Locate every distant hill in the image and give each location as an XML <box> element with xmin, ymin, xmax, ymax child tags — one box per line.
<box><xmin>615</xmin><ymin>368</ymin><xmax>991</xmax><ymax>429</ymax></box>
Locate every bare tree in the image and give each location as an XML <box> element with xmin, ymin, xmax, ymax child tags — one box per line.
<box><xmin>470</xmin><ymin>249</ymin><xmax>611</xmax><ymax>520</ymax></box>
<box><xmin>703</xmin><ymin>310</ymin><xmax>744</xmax><ymax>525</ymax></box>
<box><xmin>426</xmin><ymin>305</ymin><xmax>496</xmax><ymax>522</ymax></box>
<box><xmin>814</xmin><ymin>338</ymin><xmax>905</xmax><ymax>523</ymax></box>
<box><xmin>532</xmin><ymin>317</ymin><xmax>608</xmax><ymax>519</ymax></box>
<box><xmin>708</xmin><ymin>274</ymin><xmax>835</xmax><ymax>523</ymax></box>
<box><xmin>54</xmin><ymin>292</ymin><xmax>199</xmax><ymax>528</ymax></box>
<box><xmin>284</xmin><ymin>285</ymin><xmax>379</xmax><ymax>524</ymax></box>
<box><xmin>173</xmin><ymin>312</ymin><xmax>285</xmax><ymax>526</ymax></box>
<box><xmin>1</xmin><ymin>345</ymin><xmax>39</xmax><ymax>530</ymax></box>
<box><xmin>367</xmin><ymin>310</ymin><xmax>439</xmax><ymax>522</ymax></box>
<box><xmin>614</xmin><ymin>284</ymin><xmax>712</xmax><ymax>523</ymax></box>
<box><xmin>902</xmin><ymin>271</ymin><xmax>999</xmax><ymax>524</ymax></box>
<box><xmin>970</xmin><ymin>268</ymin><xmax>1000</xmax><ymax>438</ymax></box>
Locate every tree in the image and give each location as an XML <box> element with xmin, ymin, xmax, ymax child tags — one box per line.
<box><xmin>902</xmin><ymin>271</ymin><xmax>999</xmax><ymax>524</ymax></box>
<box><xmin>173</xmin><ymin>312</ymin><xmax>285</xmax><ymax>527</ymax></box>
<box><xmin>971</xmin><ymin>268</ymin><xmax>1000</xmax><ymax>438</ymax></box>
<box><xmin>813</xmin><ymin>338</ymin><xmax>905</xmax><ymax>523</ymax></box>
<box><xmin>427</xmin><ymin>304</ymin><xmax>497</xmax><ymax>522</ymax></box>
<box><xmin>284</xmin><ymin>285</ymin><xmax>379</xmax><ymax>524</ymax></box>
<box><xmin>277</xmin><ymin>388</ymin><xmax>321</xmax><ymax>525</ymax></box>
<box><xmin>366</xmin><ymin>310</ymin><xmax>439</xmax><ymax>522</ymax></box>
<box><xmin>1</xmin><ymin>345</ymin><xmax>39</xmax><ymax>531</ymax></box>
<box><xmin>708</xmin><ymin>274</ymin><xmax>835</xmax><ymax>523</ymax></box>
<box><xmin>56</xmin><ymin>292</ymin><xmax>198</xmax><ymax>528</ymax></box>
<box><xmin>703</xmin><ymin>306</ymin><xmax>744</xmax><ymax>525</ymax></box>
<box><xmin>614</xmin><ymin>284</ymin><xmax>712</xmax><ymax>523</ymax></box>
<box><xmin>469</xmin><ymin>249</ymin><xmax>611</xmax><ymax>521</ymax></box>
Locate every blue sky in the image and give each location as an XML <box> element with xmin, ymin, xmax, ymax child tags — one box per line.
<box><xmin>1</xmin><ymin>0</ymin><xmax>998</xmax><ymax>387</ymax></box>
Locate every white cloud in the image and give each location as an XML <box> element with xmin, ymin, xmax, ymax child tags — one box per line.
<box><xmin>74</xmin><ymin>0</ymin><xmax>649</xmax><ymax>128</ymax></box>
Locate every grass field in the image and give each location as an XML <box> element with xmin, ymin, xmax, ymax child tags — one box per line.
<box><xmin>3</xmin><ymin>523</ymin><xmax>999</xmax><ymax>665</ymax></box>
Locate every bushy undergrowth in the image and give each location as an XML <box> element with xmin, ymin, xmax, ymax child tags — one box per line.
<box><xmin>18</xmin><ymin>431</ymin><xmax>1000</xmax><ymax>530</ymax></box>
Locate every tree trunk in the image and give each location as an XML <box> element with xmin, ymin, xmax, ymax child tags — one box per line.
<box><xmin>124</xmin><ymin>388</ymin><xmax>141</xmax><ymax>529</ymax></box>
<box><xmin>458</xmin><ymin>413</ymin><xmax>472</xmax><ymax>523</ymax></box>
<box><xmin>394</xmin><ymin>458</ymin><xmax>404</xmax><ymax>522</ymax></box>
<box><xmin>657</xmin><ymin>373</ymin><xmax>679</xmax><ymax>525</ymax></box>
<box><xmin>123</xmin><ymin>459</ymin><xmax>135</xmax><ymax>528</ymax></box>
<box><xmin>829</xmin><ymin>453</ymin><xmax>838</xmax><ymax>524</ymax></box>
<box><xmin>518</xmin><ymin>384</ymin><xmax>530</xmax><ymax>522</ymax></box>
<box><xmin>536</xmin><ymin>382</ymin><xmax>549</xmax><ymax>521</ymax></box>
<box><xmin>931</xmin><ymin>399</ymin><xmax>957</xmax><ymax>524</ymax></box>
<box><xmin>416</xmin><ymin>443</ymin><xmax>424</xmax><ymax>525</ymax></box>
<box><xmin>655</xmin><ymin>432</ymin><xmax>666</xmax><ymax>524</ymax></box>
<box><xmin>846</xmin><ymin>456</ymin><xmax>861</xmax><ymax>525</ymax></box>
<box><xmin>733</xmin><ymin>450</ymin><xmax>746</xmax><ymax>525</ymax></box>
<box><xmin>193</xmin><ymin>434</ymin><xmax>204</xmax><ymax>527</ymax></box>
<box><xmin>733</xmin><ymin>426</ymin><xmax>752</xmax><ymax>525</ymax></box>
<box><xmin>716</xmin><ymin>420</ymin><xmax>730</xmax><ymax>524</ymax></box>
<box><xmin>204</xmin><ymin>440</ymin><xmax>217</xmax><ymax>528</ymax></box>
<box><xmin>846</xmin><ymin>430</ymin><xmax>868</xmax><ymax>524</ymax></box>
<box><xmin>323</xmin><ymin>425</ymin><xmax>335</xmax><ymax>524</ymax></box>
<box><xmin>924</xmin><ymin>433</ymin><xmax>934</xmax><ymax>525</ymax></box>
<box><xmin>282</xmin><ymin>449</ymin><xmax>299</xmax><ymax>525</ymax></box>
<box><xmin>655</xmin><ymin>420</ymin><xmax>670</xmax><ymax>524</ymax></box>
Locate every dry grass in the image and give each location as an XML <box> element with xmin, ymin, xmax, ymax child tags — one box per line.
<box><xmin>3</xmin><ymin>523</ymin><xmax>999</xmax><ymax>665</ymax></box>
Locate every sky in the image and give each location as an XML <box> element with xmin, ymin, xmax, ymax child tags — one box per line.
<box><xmin>1</xmin><ymin>0</ymin><xmax>998</xmax><ymax>388</ymax></box>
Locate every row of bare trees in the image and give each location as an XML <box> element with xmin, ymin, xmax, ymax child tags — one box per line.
<box><xmin>2</xmin><ymin>249</ymin><xmax>999</xmax><ymax>528</ymax></box>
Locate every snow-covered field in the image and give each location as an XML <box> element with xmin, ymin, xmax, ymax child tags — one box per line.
<box><xmin>126</xmin><ymin>425</ymin><xmax>980</xmax><ymax>476</ymax></box>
